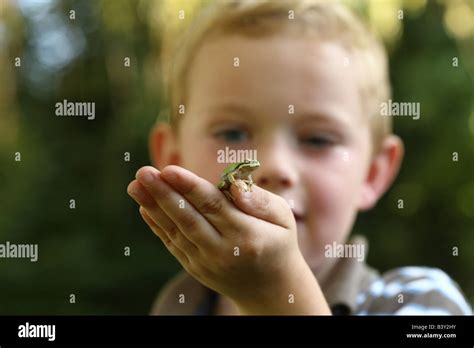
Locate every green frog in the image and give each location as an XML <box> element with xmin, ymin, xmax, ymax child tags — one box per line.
<box><xmin>217</xmin><ymin>159</ymin><xmax>260</xmax><ymax>200</ymax></box>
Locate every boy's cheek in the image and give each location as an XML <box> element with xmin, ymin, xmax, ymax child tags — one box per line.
<box><xmin>303</xmin><ymin>168</ymin><xmax>361</xmax><ymax>235</ymax></box>
<box><xmin>178</xmin><ymin>149</ymin><xmax>224</xmax><ymax>186</ymax></box>
<box><xmin>306</xmin><ymin>161</ymin><xmax>364</xmax><ymax>212</ymax></box>
<box><xmin>177</xmin><ymin>133</ymin><xmax>218</xmax><ymax>176</ymax></box>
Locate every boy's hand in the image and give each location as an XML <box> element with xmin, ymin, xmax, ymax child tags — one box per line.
<box><xmin>127</xmin><ymin>165</ymin><xmax>330</xmax><ymax>315</ymax></box>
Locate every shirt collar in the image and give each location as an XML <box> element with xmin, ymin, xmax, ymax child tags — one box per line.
<box><xmin>317</xmin><ymin>235</ymin><xmax>378</xmax><ymax>314</ymax></box>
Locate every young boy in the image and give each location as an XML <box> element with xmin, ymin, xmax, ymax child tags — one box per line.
<box><xmin>127</xmin><ymin>0</ymin><xmax>472</xmax><ymax>315</ymax></box>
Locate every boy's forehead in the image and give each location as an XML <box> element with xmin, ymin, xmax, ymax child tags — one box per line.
<box><xmin>190</xmin><ymin>34</ymin><xmax>354</xmax><ymax>82</ymax></box>
<box><xmin>187</xmin><ymin>34</ymin><xmax>363</xmax><ymax>124</ymax></box>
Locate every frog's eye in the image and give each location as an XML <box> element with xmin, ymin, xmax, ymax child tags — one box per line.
<box><xmin>214</xmin><ymin>129</ymin><xmax>249</xmax><ymax>143</ymax></box>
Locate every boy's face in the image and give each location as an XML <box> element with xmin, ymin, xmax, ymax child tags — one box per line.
<box><xmin>160</xmin><ymin>34</ymin><xmax>379</xmax><ymax>271</ymax></box>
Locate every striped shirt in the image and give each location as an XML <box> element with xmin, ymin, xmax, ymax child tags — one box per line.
<box><xmin>150</xmin><ymin>235</ymin><xmax>472</xmax><ymax>315</ymax></box>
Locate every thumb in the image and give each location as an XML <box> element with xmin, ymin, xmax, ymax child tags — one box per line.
<box><xmin>229</xmin><ymin>182</ymin><xmax>295</xmax><ymax>229</ymax></box>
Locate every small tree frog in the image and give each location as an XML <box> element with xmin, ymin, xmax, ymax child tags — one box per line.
<box><xmin>217</xmin><ymin>159</ymin><xmax>260</xmax><ymax>200</ymax></box>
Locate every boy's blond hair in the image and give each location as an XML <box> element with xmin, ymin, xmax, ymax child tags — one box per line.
<box><xmin>161</xmin><ymin>0</ymin><xmax>392</xmax><ymax>151</ymax></box>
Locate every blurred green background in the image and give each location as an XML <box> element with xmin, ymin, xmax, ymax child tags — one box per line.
<box><xmin>0</xmin><ymin>0</ymin><xmax>473</xmax><ymax>314</ymax></box>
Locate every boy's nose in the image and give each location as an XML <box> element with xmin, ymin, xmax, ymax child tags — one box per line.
<box><xmin>257</xmin><ymin>172</ymin><xmax>293</xmax><ymax>192</ymax></box>
<box><xmin>254</xmin><ymin>148</ymin><xmax>298</xmax><ymax>193</ymax></box>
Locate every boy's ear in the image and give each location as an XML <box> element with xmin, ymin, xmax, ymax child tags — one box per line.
<box><xmin>149</xmin><ymin>123</ymin><xmax>181</xmax><ymax>170</ymax></box>
<box><xmin>358</xmin><ymin>135</ymin><xmax>404</xmax><ymax>211</ymax></box>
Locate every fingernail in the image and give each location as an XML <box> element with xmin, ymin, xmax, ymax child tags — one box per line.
<box><xmin>139</xmin><ymin>172</ymin><xmax>154</xmax><ymax>185</ymax></box>
<box><xmin>242</xmin><ymin>191</ymin><xmax>252</xmax><ymax>199</ymax></box>
<box><xmin>128</xmin><ymin>186</ymin><xmax>139</xmax><ymax>197</ymax></box>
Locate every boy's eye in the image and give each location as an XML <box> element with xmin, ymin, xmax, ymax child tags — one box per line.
<box><xmin>300</xmin><ymin>135</ymin><xmax>335</xmax><ymax>148</ymax></box>
<box><xmin>214</xmin><ymin>129</ymin><xmax>249</xmax><ymax>143</ymax></box>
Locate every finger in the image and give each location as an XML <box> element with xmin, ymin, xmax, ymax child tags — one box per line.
<box><xmin>160</xmin><ymin>165</ymin><xmax>241</xmax><ymax>234</ymax></box>
<box><xmin>129</xmin><ymin>179</ymin><xmax>197</xmax><ymax>252</ymax></box>
<box><xmin>139</xmin><ymin>207</ymin><xmax>190</xmax><ymax>265</ymax></box>
<box><xmin>139</xmin><ymin>206</ymin><xmax>170</xmax><ymax>244</ymax></box>
<box><xmin>129</xmin><ymin>178</ymin><xmax>181</xmax><ymax>236</ymax></box>
<box><xmin>127</xmin><ymin>180</ymin><xmax>158</xmax><ymax>207</ymax></box>
<box><xmin>138</xmin><ymin>200</ymin><xmax>199</xmax><ymax>257</ymax></box>
<box><xmin>136</xmin><ymin>166</ymin><xmax>221</xmax><ymax>249</ymax></box>
<box><xmin>230</xmin><ymin>183</ymin><xmax>295</xmax><ymax>229</ymax></box>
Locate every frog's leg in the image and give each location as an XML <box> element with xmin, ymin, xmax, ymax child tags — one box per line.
<box><xmin>222</xmin><ymin>174</ymin><xmax>239</xmax><ymax>199</ymax></box>
<box><xmin>223</xmin><ymin>189</ymin><xmax>234</xmax><ymax>201</ymax></box>
<box><xmin>239</xmin><ymin>175</ymin><xmax>254</xmax><ymax>191</ymax></box>
<box><xmin>230</xmin><ymin>173</ymin><xmax>250</xmax><ymax>192</ymax></box>
<box><xmin>219</xmin><ymin>175</ymin><xmax>233</xmax><ymax>201</ymax></box>
<box><xmin>247</xmin><ymin>174</ymin><xmax>254</xmax><ymax>191</ymax></box>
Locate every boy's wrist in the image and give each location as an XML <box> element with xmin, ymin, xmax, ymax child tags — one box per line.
<box><xmin>233</xmin><ymin>253</ymin><xmax>332</xmax><ymax>315</ymax></box>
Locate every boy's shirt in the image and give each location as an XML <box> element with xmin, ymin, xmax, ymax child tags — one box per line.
<box><xmin>150</xmin><ymin>236</ymin><xmax>472</xmax><ymax>315</ymax></box>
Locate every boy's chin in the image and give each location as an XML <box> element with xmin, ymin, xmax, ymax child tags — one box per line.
<box><xmin>298</xmin><ymin>245</ymin><xmax>326</xmax><ymax>272</ymax></box>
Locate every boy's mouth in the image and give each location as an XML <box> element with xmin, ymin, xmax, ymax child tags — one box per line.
<box><xmin>280</xmin><ymin>194</ymin><xmax>305</xmax><ymax>223</ymax></box>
